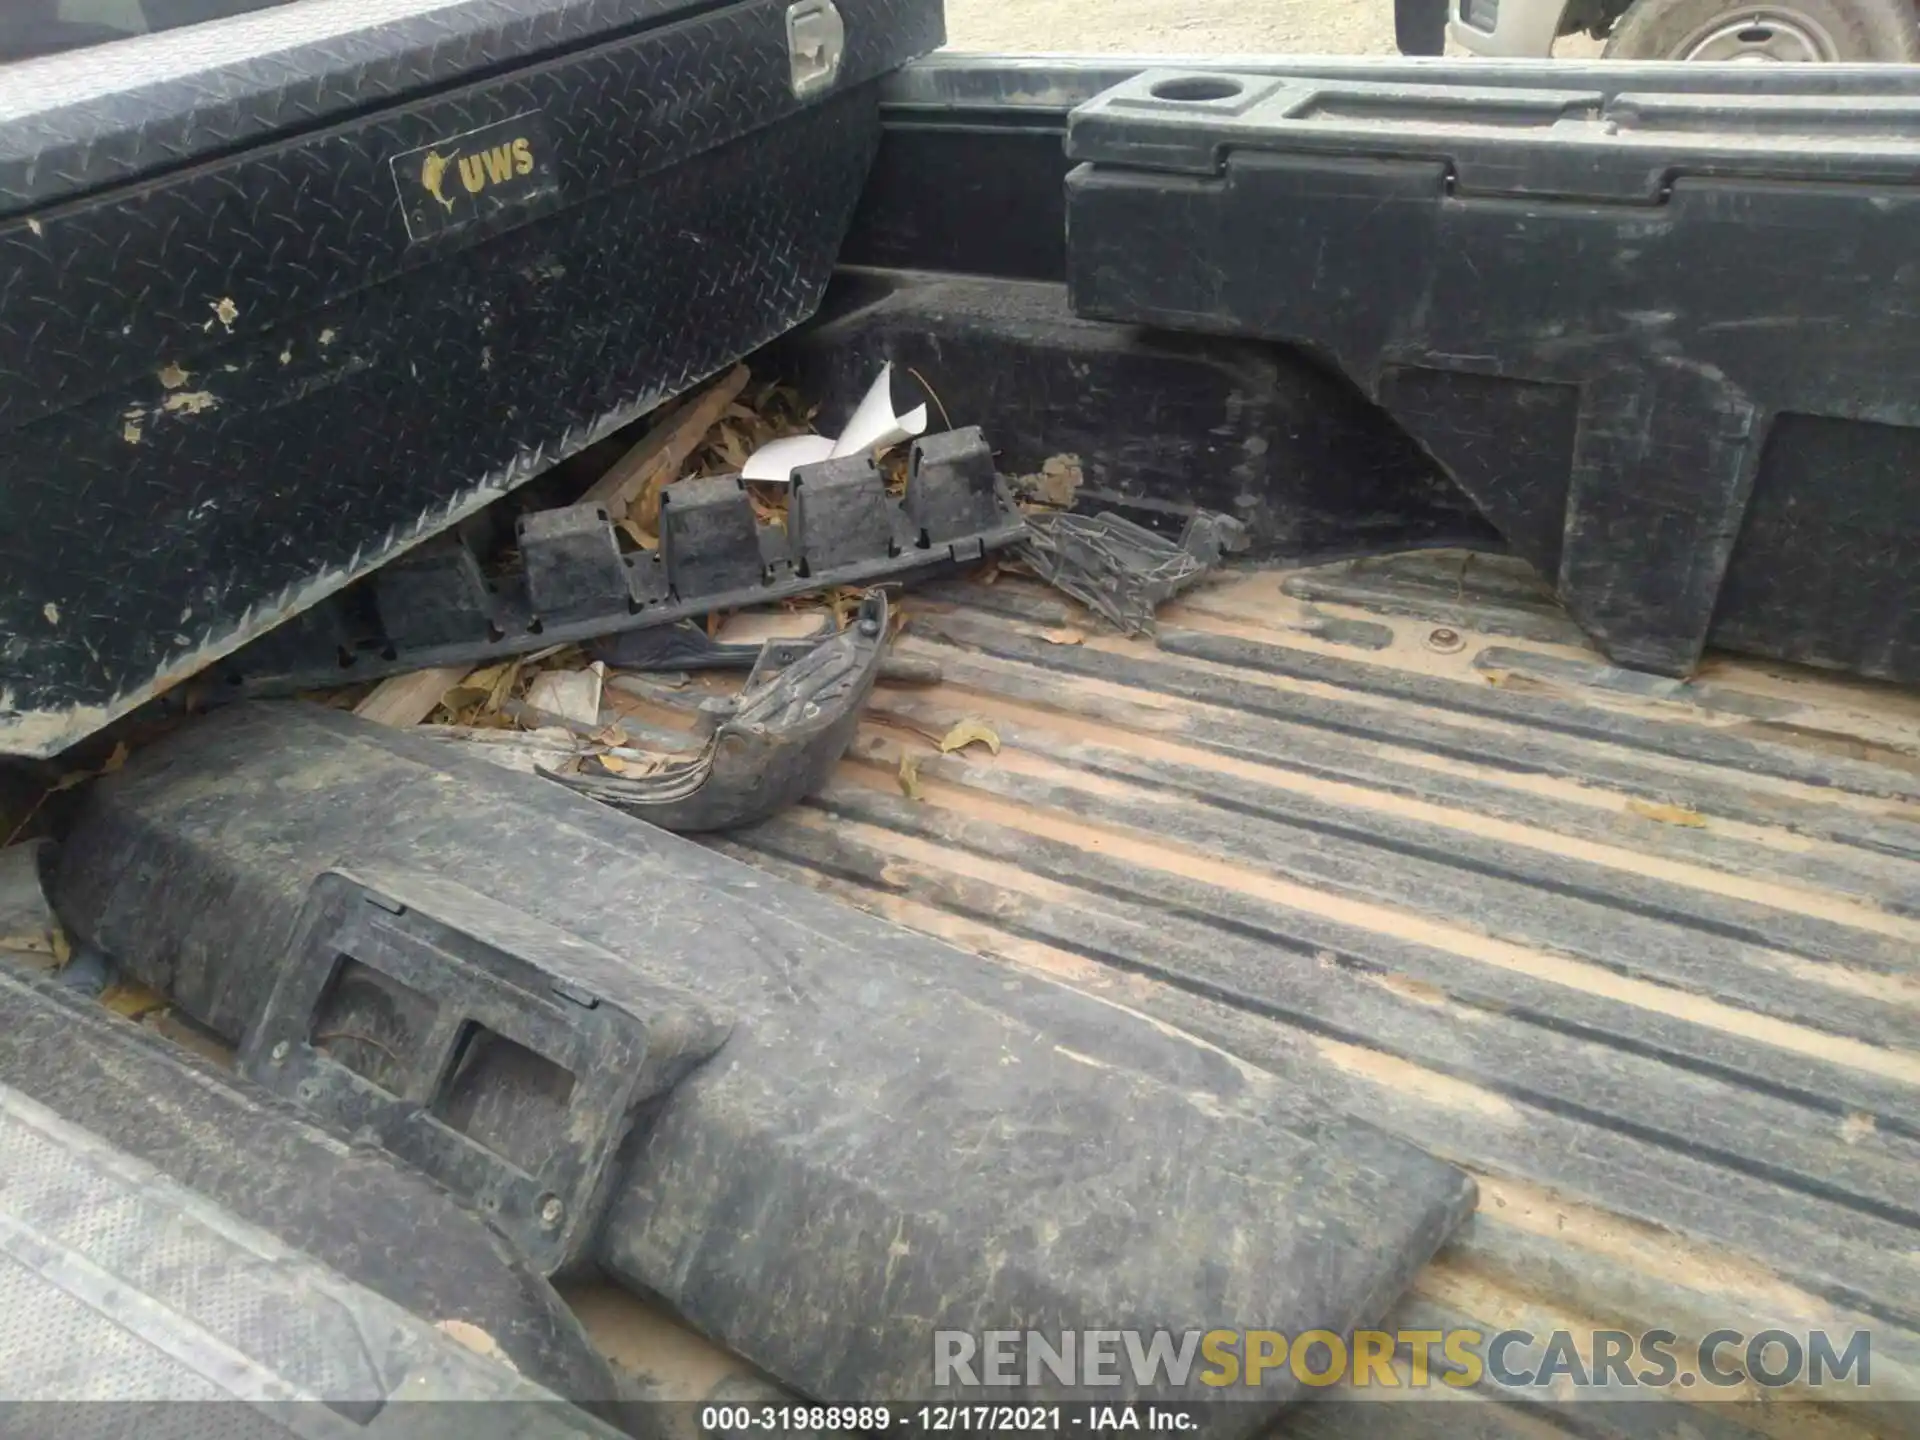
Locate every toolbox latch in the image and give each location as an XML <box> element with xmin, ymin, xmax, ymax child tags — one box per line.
<box><xmin>786</xmin><ymin>0</ymin><xmax>845</xmax><ymax>99</ymax></box>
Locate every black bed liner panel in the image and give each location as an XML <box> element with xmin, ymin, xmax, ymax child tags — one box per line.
<box><xmin>849</xmin><ymin>54</ymin><xmax>1920</xmax><ymax>286</ymax></box>
<box><xmin>52</xmin><ymin>702</ymin><xmax>1475</xmax><ymax>1430</ymax></box>
<box><xmin>0</xmin><ymin>0</ymin><xmax>942</xmax><ymax>758</ymax></box>
<box><xmin>1063</xmin><ymin>68</ymin><xmax>1920</xmax><ymax>687</ymax></box>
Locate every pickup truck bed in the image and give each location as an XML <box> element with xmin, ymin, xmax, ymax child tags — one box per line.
<box><xmin>712</xmin><ymin>550</ymin><xmax>1920</xmax><ymax>1427</ymax></box>
<box><xmin>8</xmin><ymin>38</ymin><xmax>1919</xmax><ymax>1434</ymax></box>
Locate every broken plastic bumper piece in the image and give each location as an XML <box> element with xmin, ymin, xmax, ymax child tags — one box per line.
<box><xmin>553</xmin><ymin>591</ymin><xmax>891</xmax><ymax>832</ymax></box>
<box><xmin>1022</xmin><ymin>509</ymin><xmax>1249</xmax><ymax>635</ymax></box>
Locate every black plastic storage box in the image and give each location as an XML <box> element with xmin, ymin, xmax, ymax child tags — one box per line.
<box><xmin>1065</xmin><ymin>70</ymin><xmax>1920</xmax><ymax>685</ymax></box>
<box><xmin>0</xmin><ymin>0</ymin><xmax>942</xmax><ymax>757</ymax></box>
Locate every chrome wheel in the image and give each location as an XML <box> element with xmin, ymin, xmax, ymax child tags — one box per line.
<box><xmin>1675</xmin><ymin>9</ymin><xmax>1841</xmax><ymax>56</ymax></box>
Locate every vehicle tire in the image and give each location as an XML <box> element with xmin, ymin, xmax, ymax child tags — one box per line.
<box><xmin>1603</xmin><ymin>0</ymin><xmax>1920</xmax><ymax>58</ymax></box>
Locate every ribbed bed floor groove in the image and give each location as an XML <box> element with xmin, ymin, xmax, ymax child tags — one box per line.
<box><xmin>700</xmin><ymin>551</ymin><xmax>1920</xmax><ymax>1439</ymax></box>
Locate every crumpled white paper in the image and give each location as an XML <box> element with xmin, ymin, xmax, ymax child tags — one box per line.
<box><xmin>741</xmin><ymin>362</ymin><xmax>928</xmax><ymax>483</ymax></box>
<box><xmin>738</xmin><ymin>432</ymin><xmax>835</xmax><ymax>483</ymax></box>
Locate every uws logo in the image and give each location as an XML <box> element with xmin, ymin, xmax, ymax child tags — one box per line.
<box><xmin>419</xmin><ymin>136</ymin><xmax>536</xmax><ymax>210</ymax></box>
<box><xmin>391</xmin><ymin>113</ymin><xmax>554</xmax><ymax>241</ymax></box>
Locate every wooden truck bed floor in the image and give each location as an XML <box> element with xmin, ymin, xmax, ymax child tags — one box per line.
<box><xmin>704</xmin><ymin>549</ymin><xmax>1920</xmax><ymax>1436</ymax></box>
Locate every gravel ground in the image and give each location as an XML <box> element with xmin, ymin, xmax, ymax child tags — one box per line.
<box><xmin>944</xmin><ymin>0</ymin><xmax>1402</xmax><ymax>56</ymax></box>
<box><xmin>942</xmin><ymin>0</ymin><xmax>1607</xmax><ymax>58</ymax></box>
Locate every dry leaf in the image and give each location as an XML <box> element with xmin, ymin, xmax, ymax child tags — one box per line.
<box><xmin>747</xmin><ymin>484</ymin><xmax>790</xmax><ymax>528</ymax></box>
<box><xmin>437</xmin><ymin>684</ymin><xmax>493</xmax><ymax>715</ymax></box>
<box><xmin>898</xmin><ymin>752</ymin><xmax>924</xmax><ymax>801</ymax></box>
<box><xmin>715</xmin><ymin>425</ymin><xmax>751</xmax><ymax>471</ymax></box>
<box><xmin>436</xmin><ymin>1319</ymin><xmax>518</xmax><ymax>1370</ymax></box>
<box><xmin>1626</xmin><ymin>799</ymin><xmax>1709</xmax><ymax>829</ymax></box>
<box><xmin>880</xmin><ymin>451</ymin><xmax>911</xmax><ymax>495</ymax></box>
<box><xmin>0</xmin><ymin>923</ymin><xmax>65</xmax><ymax>963</ymax></box>
<box><xmin>619</xmin><ymin>518</ymin><xmax>660</xmax><ymax>551</ymax></box>
<box><xmin>1041</xmin><ymin>626</ymin><xmax>1085</xmax><ymax>646</ymax></box>
<box><xmin>52</xmin><ymin>740</ymin><xmax>131</xmax><ymax>792</ymax></box>
<box><xmin>298</xmin><ymin>687</ymin><xmax>365</xmax><ymax>710</ymax></box>
<box><xmin>598</xmin><ymin>752</ymin><xmax>666</xmax><ymax>778</ymax></box>
<box><xmin>939</xmin><ymin>717</ymin><xmax>1001</xmax><ymax>757</ymax></box>
<box><xmin>486</xmin><ymin>660</ymin><xmax>523</xmax><ymax>714</ymax></box>
<box><xmin>99</xmin><ymin>979</ymin><xmax>169</xmax><ymax>1020</ymax></box>
<box><xmin>1018</xmin><ymin>453</ymin><xmax>1083</xmax><ymax>509</ymax></box>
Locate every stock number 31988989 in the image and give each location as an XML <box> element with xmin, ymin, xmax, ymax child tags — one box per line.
<box><xmin>699</xmin><ymin>1405</ymin><xmax>1065</xmax><ymax>1432</ymax></box>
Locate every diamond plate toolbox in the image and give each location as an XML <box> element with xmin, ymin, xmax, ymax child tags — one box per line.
<box><xmin>0</xmin><ymin>0</ymin><xmax>944</xmax><ymax>757</ymax></box>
